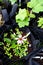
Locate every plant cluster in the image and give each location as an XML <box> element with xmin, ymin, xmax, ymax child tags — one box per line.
<box><xmin>0</xmin><ymin>29</ymin><xmax>30</xmax><ymax>58</ymax></box>
<box><xmin>0</xmin><ymin>0</ymin><xmax>43</xmax><ymax>61</ymax></box>
<box><xmin>27</xmin><ymin>0</ymin><xmax>43</xmax><ymax>28</ymax></box>
<box><xmin>1</xmin><ymin>0</ymin><xmax>43</xmax><ymax>28</ymax></box>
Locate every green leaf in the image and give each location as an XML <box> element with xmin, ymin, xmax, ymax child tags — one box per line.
<box><xmin>27</xmin><ymin>0</ymin><xmax>38</xmax><ymax>8</ymax></box>
<box><xmin>29</xmin><ymin>13</ymin><xmax>35</xmax><ymax>18</ymax></box>
<box><xmin>16</xmin><ymin>9</ymin><xmax>28</xmax><ymax>21</ymax></box>
<box><xmin>4</xmin><ymin>38</ymin><xmax>11</xmax><ymax>44</ymax></box>
<box><xmin>27</xmin><ymin>0</ymin><xmax>43</xmax><ymax>13</ymax></box>
<box><xmin>11</xmin><ymin>43</ymin><xmax>17</xmax><ymax>48</ymax></box>
<box><xmin>37</xmin><ymin>17</ymin><xmax>43</xmax><ymax>28</ymax></box>
<box><xmin>32</xmin><ymin>4</ymin><xmax>43</xmax><ymax>13</ymax></box>
<box><xmin>11</xmin><ymin>40</ymin><xmax>17</xmax><ymax>48</ymax></box>
<box><xmin>10</xmin><ymin>34</ymin><xmax>16</xmax><ymax>39</ymax></box>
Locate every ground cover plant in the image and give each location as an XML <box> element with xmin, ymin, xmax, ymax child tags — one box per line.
<box><xmin>0</xmin><ymin>28</ymin><xmax>31</xmax><ymax>59</ymax></box>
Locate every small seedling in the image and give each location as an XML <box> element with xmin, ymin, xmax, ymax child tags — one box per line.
<box><xmin>37</xmin><ymin>17</ymin><xmax>43</xmax><ymax>28</ymax></box>
<box><xmin>16</xmin><ymin>8</ymin><xmax>30</xmax><ymax>28</ymax></box>
<box><xmin>16</xmin><ymin>8</ymin><xmax>35</xmax><ymax>28</ymax></box>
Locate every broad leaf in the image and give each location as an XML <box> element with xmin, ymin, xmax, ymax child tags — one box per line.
<box><xmin>27</xmin><ymin>0</ymin><xmax>43</xmax><ymax>13</ymax></box>
<box><xmin>4</xmin><ymin>38</ymin><xmax>11</xmax><ymax>44</ymax></box>
<box><xmin>16</xmin><ymin>8</ymin><xmax>30</xmax><ymax>28</ymax></box>
<box><xmin>11</xmin><ymin>43</ymin><xmax>17</xmax><ymax>48</ymax></box>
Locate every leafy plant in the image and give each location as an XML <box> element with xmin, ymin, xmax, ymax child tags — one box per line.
<box><xmin>27</xmin><ymin>0</ymin><xmax>43</xmax><ymax>13</ymax></box>
<box><xmin>3</xmin><ymin>29</ymin><xmax>30</xmax><ymax>58</ymax></box>
<box><xmin>37</xmin><ymin>17</ymin><xmax>43</xmax><ymax>28</ymax></box>
<box><xmin>16</xmin><ymin>8</ymin><xmax>30</xmax><ymax>28</ymax></box>
<box><xmin>4</xmin><ymin>29</ymin><xmax>30</xmax><ymax>58</ymax></box>
<box><xmin>16</xmin><ymin>8</ymin><xmax>35</xmax><ymax>28</ymax></box>
<box><xmin>4</xmin><ymin>43</ymin><xmax>12</xmax><ymax>58</ymax></box>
